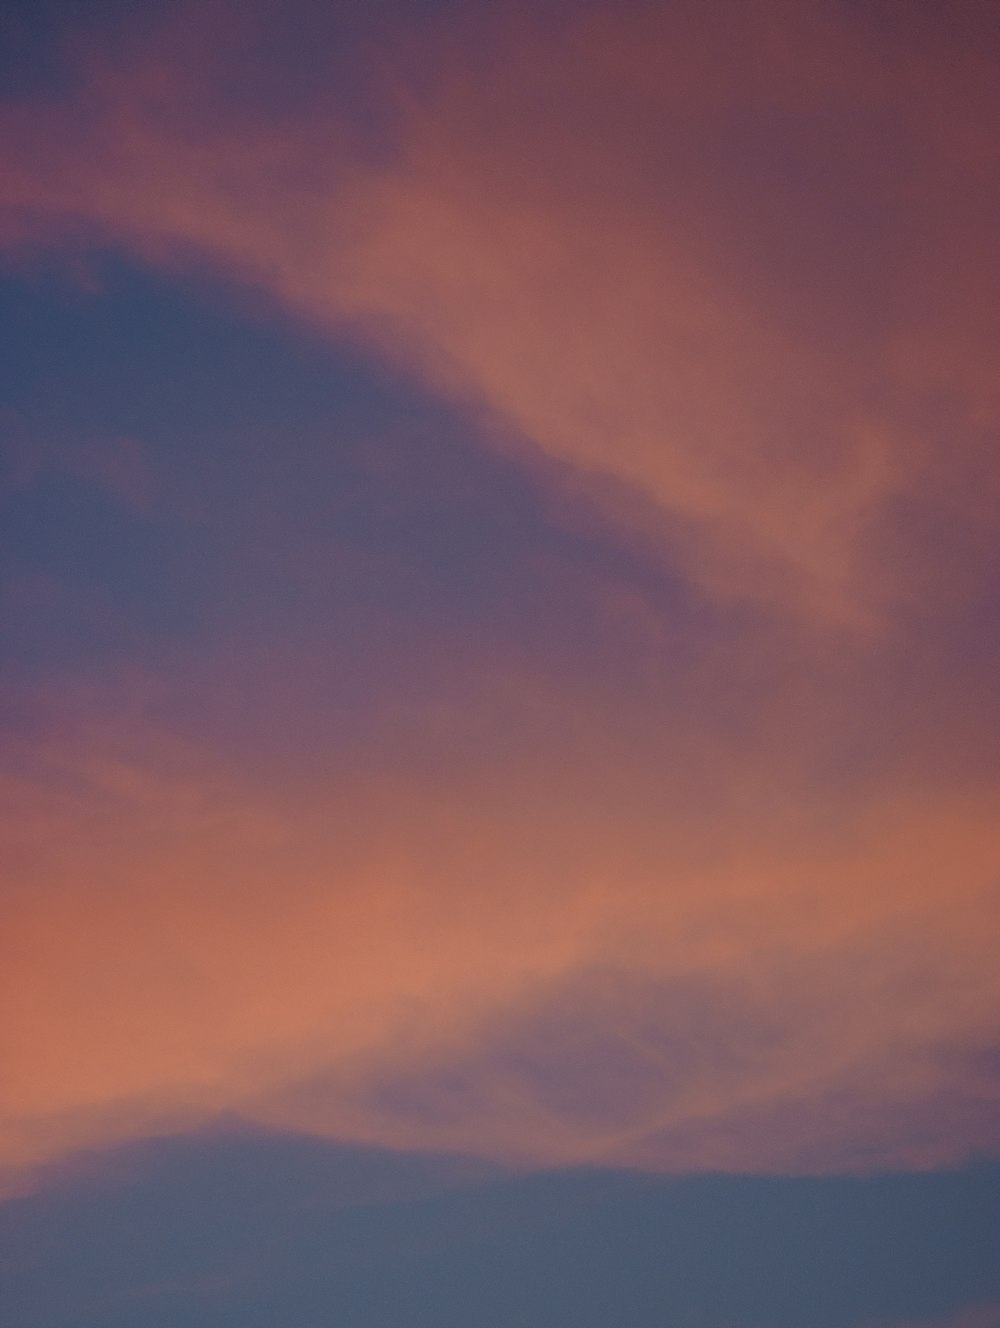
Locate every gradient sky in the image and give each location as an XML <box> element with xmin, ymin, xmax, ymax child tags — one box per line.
<box><xmin>2</xmin><ymin>1</ymin><xmax>999</xmax><ymax>1324</ymax></box>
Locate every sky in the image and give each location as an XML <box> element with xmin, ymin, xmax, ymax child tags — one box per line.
<box><xmin>1</xmin><ymin>0</ymin><xmax>998</xmax><ymax>1323</ymax></box>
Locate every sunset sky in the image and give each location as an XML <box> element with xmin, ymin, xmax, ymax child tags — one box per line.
<box><xmin>2</xmin><ymin>1</ymin><xmax>999</xmax><ymax>1324</ymax></box>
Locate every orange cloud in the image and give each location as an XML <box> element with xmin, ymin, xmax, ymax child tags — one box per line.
<box><xmin>2</xmin><ymin>637</ymin><xmax>999</xmax><ymax>1190</ymax></box>
<box><xmin>1</xmin><ymin>0</ymin><xmax>999</xmax><ymax>1191</ymax></box>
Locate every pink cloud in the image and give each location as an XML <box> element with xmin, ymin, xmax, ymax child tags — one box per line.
<box><xmin>1</xmin><ymin>0</ymin><xmax>999</xmax><ymax>1189</ymax></box>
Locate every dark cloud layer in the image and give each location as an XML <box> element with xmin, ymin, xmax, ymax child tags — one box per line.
<box><xmin>3</xmin><ymin>1129</ymin><xmax>999</xmax><ymax>1328</ymax></box>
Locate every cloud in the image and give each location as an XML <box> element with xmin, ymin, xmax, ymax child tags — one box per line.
<box><xmin>3</xmin><ymin>612</ymin><xmax>999</xmax><ymax>1184</ymax></box>
<box><xmin>5</xmin><ymin>1128</ymin><xmax>1000</xmax><ymax>1328</ymax></box>
<box><xmin>1</xmin><ymin>0</ymin><xmax>999</xmax><ymax>1188</ymax></box>
<box><xmin>4</xmin><ymin>0</ymin><xmax>997</xmax><ymax>618</ymax></box>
